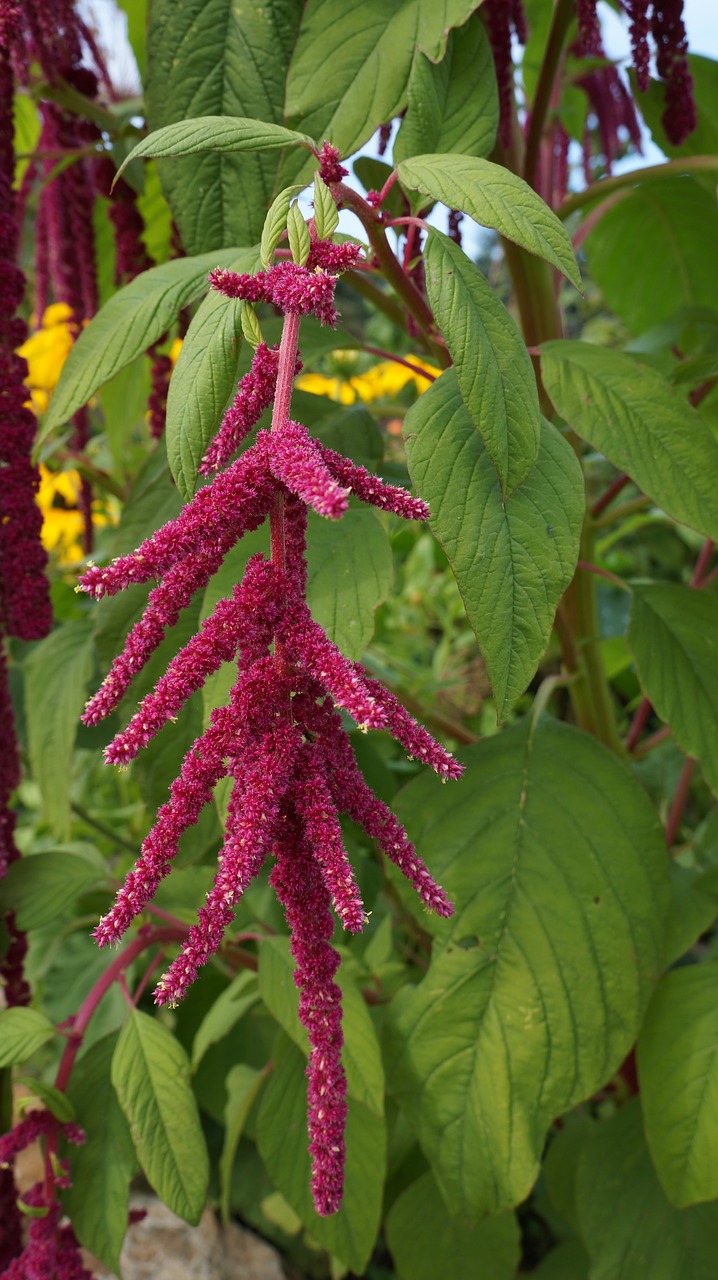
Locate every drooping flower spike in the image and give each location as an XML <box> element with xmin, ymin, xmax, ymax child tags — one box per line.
<box><xmin>81</xmin><ymin>226</ymin><xmax>461</xmax><ymax>1215</ymax></box>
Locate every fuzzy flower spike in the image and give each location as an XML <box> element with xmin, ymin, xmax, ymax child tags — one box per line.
<box><xmin>80</xmin><ymin>209</ymin><xmax>462</xmax><ymax>1216</ymax></box>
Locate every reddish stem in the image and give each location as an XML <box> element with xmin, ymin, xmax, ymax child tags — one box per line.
<box><xmin>633</xmin><ymin>725</ymin><xmax>671</xmax><ymax>758</ymax></box>
<box><xmin>626</xmin><ymin>697</ymin><xmax>652</xmax><ymax>753</ymax></box>
<box><xmin>361</xmin><ymin>345</ymin><xmax>437</xmax><ymax>381</ymax></box>
<box><xmin>591</xmin><ymin>472</ymin><xmax>630</xmax><ymax>518</ymax></box>
<box><xmin>269</xmin><ymin>311</ymin><xmax>301</xmax><ymax>577</ymax></box>
<box><xmin>665</xmin><ymin>758</ymin><xmax>696</xmax><ymax>849</ymax></box>
<box><xmin>389</xmin><ymin>215</ymin><xmax>430</xmax><ymax>235</ymax></box>
<box><xmin>142</xmin><ymin>902</ymin><xmax>188</xmax><ymax>929</ymax></box>
<box><xmin>43</xmin><ymin>925</ymin><xmax>188</xmax><ymax>1199</ymax></box>
<box><xmin>377</xmin><ymin>170</ymin><xmax>398</xmax><ymax>207</ymax></box>
<box><xmin>690</xmin><ymin>539</ymin><xmax>714</xmax><ymax>587</ymax></box>
<box><xmin>576</xmin><ymin>559</ymin><xmax>628</xmax><ymax>590</ymax></box>
<box><xmin>53</xmin><ymin>926</ymin><xmax>187</xmax><ymax>1094</ymax></box>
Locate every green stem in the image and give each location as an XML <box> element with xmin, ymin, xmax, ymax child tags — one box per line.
<box><xmin>523</xmin><ymin>0</ymin><xmax>576</xmax><ymax>190</ymax></box>
<box><xmin>563</xmin><ymin>524</ymin><xmax>624</xmax><ymax>753</ymax></box>
<box><xmin>502</xmin><ymin>236</ymin><xmax>621</xmax><ymax>751</ymax></box>
<box><xmin>500</xmin><ymin>240</ymin><xmax>562</xmax><ymax>416</ymax></box>
<box><xmin>557</xmin><ymin>157</ymin><xmax>718</xmax><ymax>220</ymax></box>
<box><xmin>70</xmin><ymin>801</ymin><xmax>137</xmax><ymax>854</ymax></box>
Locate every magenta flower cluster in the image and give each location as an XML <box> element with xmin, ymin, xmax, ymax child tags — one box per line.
<box><xmin>80</xmin><ymin>235</ymin><xmax>461</xmax><ymax>1214</ymax></box>
<box><xmin>0</xmin><ymin>1111</ymin><xmax>88</xmax><ymax>1280</ymax></box>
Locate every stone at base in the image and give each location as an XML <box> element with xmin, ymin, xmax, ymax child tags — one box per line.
<box><xmin>89</xmin><ymin>1195</ymin><xmax>286</xmax><ymax>1280</ymax></box>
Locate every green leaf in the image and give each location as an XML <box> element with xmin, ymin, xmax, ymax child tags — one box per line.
<box><xmin>637</xmin><ymin>964</ymin><xmax>718</xmax><ymax>1208</ymax></box>
<box><xmin>191</xmin><ymin>971</ymin><xmax>259</xmax><ymax>1069</ymax></box>
<box><xmin>0</xmin><ymin>851</ymin><xmax>106</xmax><ymax>931</ymax></box>
<box><xmin>532</xmin><ymin>1241</ymin><xmax>591</xmax><ymax>1280</ymax></box>
<box><xmin>259</xmin><ymin>936</ymin><xmax>384</xmax><ymax>1114</ymax></box>
<box><xmin>673</xmin><ymin>352</ymin><xmax>718</xmax><ymax>387</ymax></box>
<box><xmin>576</xmin><ymin>1099</ymin><xmax>718</xmax><ymax>1279</ymax></box>
<box><xmin>584</xmin><ymin>178</ymin><xmax>718</xmax><ymax>335</ymax></box>
<box><xmin>286</xmin><ymin>201</ymin><xmax>311</xmax><ymax>265</ymax></box>
<box><xmin>112</xmin><ymin>1010</ymin><xmax>209</xmax><ymax>1223</ymax></box>
<box><xmin>540</xmin><ymin>341</ymin><xmax>718</xmax><ymax>541</ymax></box>
<box><xmin>257</xmin><ymin>1040</ymin><xmax>386</xmax><ymax>1272</ymax></box>
<box><xmin>146</xmin><ymin>1</ymin><xmax>306</xmax><ymax>252</ymax></box>
<box><xmin>17</xmin><ymin>1077</ymin><xmax>75</xmax><ymax>1122</ymax></box>
<box><xmin>628</xmin><ymin>586</ymin><xmax>718</xmax><ymax>800</ymax></box>
<box><xmin>283</xmin><ymin>0</ymin><xmax>476</xmax><ymax>174</ymax></box>
<box><xmin>663</xmin><ymin>864</ymin><xmax>718</xmax><ymax>968</ymax></box>
<box><xmin>394</xmin><ymin>15</ymin><xmax>498</xmax><ymax>162</ymax></box>
<box><xmin>386</xmin><ymin>1171</ymin><xmax>520</xmax><ymax>1280</ymax></box>
<box><xmin>399</xmin><ymin>153</ymin><xmax>581</xmax><ymax>288</ymax></box>
<box><xmin>313</xmin><ymin>174</ymin><xmax>339</xmax><ymax>239</ymax></box>
<box><xmin>62</xmin><ymin>1034</ymin><xmax>137</xmax><ymax>1275</ymax></box>
<box><xmin>387</xmin><ymin>718</ymin><xmax>670</xmax><ymax>1217</ymax></box>
<box><xmin>13</xmin><ymin>91</ymin><xmax>40</xmax><ymax>191</ymax></box>
<box><xmin>24</xmin><ymin>621</ymin><xmax>94</xmax><ymax>838</ymax></box>
<box><xmin>405</xmin><ymin>368</ymin><xmax>583</xmax><ymax>717</ymax></box>
<box><xmin>635</xmin><ymin>56</ymin><xmax>718</xmax><ymax>162</ymax></box>
<box><xmin>220</xmin><ymin>1064</ymin><xmax>266</xmax><ymax>1222</ymax></box>
<box><xmin>117</xmin><ymin>116</ymin><xmax>314</xmax><ymax>182</ymax></box>
<box><xmin>241</xmin><ymin>304</ymin><xmax>263</xmax><ymax>348</ymax></box>
<box><xmin>305</xmin><ymin>507</ymin><xmax>393</xmax><ymax>661</ymax></box>
<box><xmin>423</xmin><ymin>231</ymin><xmax>540</xmax><ymax>493</ymax></box>
<box><xmin>165</xmin><ymin>247</ymin><xmax>261</xmax><ymax>500</ymax></box>
<box><xmin>543</xmin><ymin>1113</ymin><xmax>595</xmax><ymax>1235</ymax></box>
<box><xmin>0</xmin><ymin>1008</ymin><xmax>55</xmax><ymax>1067</ymax></box>
<box><xmin>44</xmin><ymin>250</ymin><xmax>243</xmax><ymax>433</ymax></box>
<box><xmin>260</xmin><ymin>183</ymin><xmax>306</xmax><ymax>268</ymax></box>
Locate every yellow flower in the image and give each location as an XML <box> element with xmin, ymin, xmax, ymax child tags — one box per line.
<box><xmin>36</xmin><ymin>466</ymin><xmax>119</xmax><ymax>567</ymax></box>
<box><xmin>296</xmin><ymin>355</ymin><xmax>439</xmax><ymax>405</ymax></box>
<box><xmin>18</xmin><ymin>304</ymin><xmax>77</xmax><ymax>409</ymax></box>
<box><xmin>169</xmin><ymin>337</ymin><xmax>183</xmax><ymax>366</ymax></box>
<box><xmin>36</xmin><ymin>465</ymin><xmax>85</xmax><ymax>564</ymax></box>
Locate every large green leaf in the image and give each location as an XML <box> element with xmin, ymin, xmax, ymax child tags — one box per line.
<box><xmin>576</xmin><ymin>1099</ymin><xmax>718</xmax><ymax>1280</ymax></box>
<box><xmin>386</xmin><ymin>1172</ymin><xmax>520</xmax><ymax>1280</ymax></box>
<box><xmin>387</xmin><ymin>718</ymin><xmax>669</xmax><ymax>1217</ymax></box>
<box><xmin>0</xmin><ymin>1007</ymin><xmax>55</xmax><ymax>1067</ymax></box>
<box><xmin>635</xmin><ymin>56</ymin><xmax>718</xmax><ymax>162</ymax></box>
<box><xmin>112</xmin><ymin>1010</ymin><xmax>209</xmax><ymax>1224</ymax></box>
<box><xmin>166</xmin><ymin>248</ymin><xmax>260</xmax><ymax>500</ymax></box>
<box><xmin>305</xmin><ymin>507</ymin><xmax>393</xmax><ymax>661</ymax></box>
<box><xmin>283</xmin><ymin>0</ymin><xmax>476</xmax><ymax>175</ymax></box>
<box><xmin>258</xmin><ymin>935</ymin><xmax>384</xmax><ymax>1114</ymax></box>
<box><xmin>405</xmin><ymin>368</ymin><xmax>582</xmax><ymax>717</ymax></box>
<box><xmin>0</xmin><ymin>850</ymin><xmax>106</xmax><ymax>930</ymax></box>
<box><xmin>637</xmin><ymin>964</ymin><xmax>718</xmax><ymax>1208</ymax></box>
<box><xmin>146</xmin><ymin>0</ymin><xmax>305</xmax><ymax>252</ymax></box>
<box><xmin>394</xmin><ymin>15</ymin><xmax>498</xmax><ymax>162</ymax></box>
<box><xmin>399</xmin><ymin>153</ymin><xmax>581</xmax><ymax>288</ymax></box>
<box><xmin>24</xmin><ymin>621</ymin><xmax>95</xmax><ymax>838</ymax></box>
<box><xmin>628</xmin><ymin>586</ymin><xmax>718</xmax><ymax>799</ymax></box>
<box><xmin>423</xmin><ymin>231</ymin><xmax>541</xmax><ymax>493</ymax></box>
<box><xmin>257</xmin><ymin>1040</ymin><xmax>386</xmax><ymax>1272</ymax></box>
<box><xmin>44</xmin><ymin>250</ymin><xmax>242</xmax><ymax>433</ymax></box>
<box><xmin>584</xmin><ymin>178</ymin><xmax>718</xmax><ymax>335</ymax></box>
<box><xmin>541</xmin><ymin>341</ymin><xmax>718</xmax><ymax>541</ymax></box>
<box><xmin>62</xmin><ymin>1034</ymin><xmax>137</xmax><ymax>1275</ymax></box>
